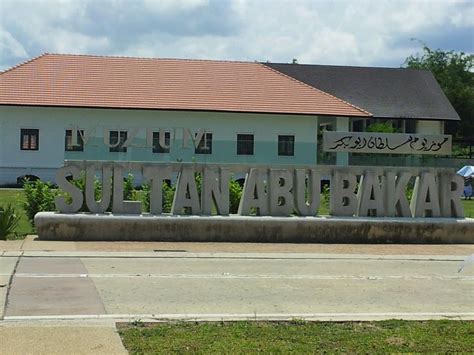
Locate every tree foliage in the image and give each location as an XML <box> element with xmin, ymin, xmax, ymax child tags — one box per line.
<box><xmin>404</xmin><ymin>46</ymin><xmax>474</xmax><ymax>139</ymax></box>
<box><xmin>366</xmin><ymin>122</ymin><xmax>398</xmax><ymax>133</ymax></box>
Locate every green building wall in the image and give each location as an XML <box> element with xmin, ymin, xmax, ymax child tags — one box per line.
<box><xmin>0</xmin><ymin>106</ymin><xmax>320</xmax><ymax>181</ymax></box>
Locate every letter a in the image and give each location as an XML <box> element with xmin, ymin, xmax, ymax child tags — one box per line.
<box><xmin>238</xmin><ymin>168</ymin><xmax>268</xmax><ymax>216</ymax></box>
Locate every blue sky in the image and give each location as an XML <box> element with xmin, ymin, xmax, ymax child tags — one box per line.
<box><xmin>0</xmin><ymin>0</ymin><xmax>472</xmax><ymax>71</ymax></box>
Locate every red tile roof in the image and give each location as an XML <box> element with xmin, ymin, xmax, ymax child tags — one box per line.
<box><xmin>0</xmin><ymin>53</ymin><xmax>371</xmax><ymax>117</ymax></box>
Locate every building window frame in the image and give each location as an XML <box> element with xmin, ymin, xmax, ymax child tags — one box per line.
<box><xmin>65</xmin><ymin>129</ymin><xmax>84</xmax><ymax>152</ymax></box>
<box><xmin>236</xmin><ymin>133</ymin><xmax>254</xmax><ymax>155</ymax></box>
<box><xmin>405</xmin><ymin>120</ymin><xmax>416</xmax><ymax>134</ymax></box>
<box><xmin>195</xmin><ymin>132</ymin><xmax>213</xmax><ymax>155</ymax></box>
<box><xmin>278</xmin><ymin>135</ymin><xmax>295</xmax><ymax>156</ymax></box>
<box><xmin>109</xmin><ymin>130</ymin><xmax>128</xmax><ymax>153</ymax></box>
<box><xmin>152</xmin><ymin>131</ymin><xmax>171</xmax><ymax>153</ymax></box>
<box><xmin>20</xmin><ymin>129</ymin><xmax>39</xmax><ymax>151</ymax></box>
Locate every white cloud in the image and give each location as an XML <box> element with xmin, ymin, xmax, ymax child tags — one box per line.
<box><xmin>143</xmin><ymin>0</ymin><xmax>209</xmax><ymax>13</ymax></box>
<box><xmin>0</xmin><ymin>29</ymin><xmax>28</xmax><ymax>58</ymax></box>
<box><xmin>47</xmin><ymin>30</ymin><xmax>110</xmax><ymax>54</ymax></box>
<box><xmin>0</xmin><ymin>0</ymin><xmax>472</xmax><ymax>69</ymax></box>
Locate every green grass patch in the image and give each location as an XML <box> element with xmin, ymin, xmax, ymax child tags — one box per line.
<box><xmin>0</xmin><ymin>189</ymin><xmax>34</xmax><ymax>238</ymax></box>
<box><xmin>463</xmin><ymin>199</ymin><xmax>474</xmax><ymax>218</ymax></box>
<box><xmin>118</xmin><ymin>320</ymin><xmax>474</xmax><ymax>353</ymax></box>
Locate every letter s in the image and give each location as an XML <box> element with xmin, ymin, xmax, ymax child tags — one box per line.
<box><xmin>55</xmin><ymin>166</ymin><xmax>84</xmax><ymax>213</ymax></box>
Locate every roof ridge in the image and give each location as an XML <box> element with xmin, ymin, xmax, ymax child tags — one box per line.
<box><xmin>267</xmin><ymin>62</ymin><xmax>431</xmax><ymax>72</ymax></box>
<box><xmin>0</xmin><ymin>53</ymin><xmax>49</xmax><ymax>75</ymax></box>
<box><xmin>258</xmin><ymin>62</ymin><xmax>372</xmax><ymax>116</ymax></box>
<box><xmin>41</xmin><ymin>52</ymin><xmax>256</xmax><ymax>65</ymax></box>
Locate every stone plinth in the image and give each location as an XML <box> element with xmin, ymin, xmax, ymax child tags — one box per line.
<box><xmin>35</xmin><ymin>212</ymin><xmax>474</xmax><ymax>244</ymax></box>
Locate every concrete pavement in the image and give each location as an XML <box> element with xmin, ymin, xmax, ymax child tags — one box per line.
<box><xmin>0</xmin><ymin>322</ymin><xmax>127</xmax><ymax>354</ymax></box>
<box><xmin>0</xmin><ymin>239</ymin><xmax>473</xmax><ymax>354</ymax></box>
<box><xmin>2</xmin><ymin>235</ymin><xmax>474</xmax><ymax>254</ymax></box>
<box><xmin>1</xmin><ymin>249</ymin><xmax>473</xmax><ymax>321</ymax></box>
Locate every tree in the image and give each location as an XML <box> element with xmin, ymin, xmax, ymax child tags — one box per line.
<box><xmin>366</xmin><ymin>121</ymin><xmax>398</xmax><ymax>133</ymax></box>
<box><xmin>404</xmin><ymin>46</ymin><xmax>474</xmax><ymax>139</ymax></box>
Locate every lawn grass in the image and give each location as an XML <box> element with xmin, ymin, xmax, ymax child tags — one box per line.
<box><xmin>463</xmin><ymin>198</ymin><xmax>474</xmax><ymax>218</ymax></box>
<box><xmin>118</xmin><ymin>320</ymin><xmax>474</xmax><ymax>354</ymax></box>
<box><xmin>0</xmin><ymin>188</ymin><xmax>34</xmax><ymax>238</ymax></box>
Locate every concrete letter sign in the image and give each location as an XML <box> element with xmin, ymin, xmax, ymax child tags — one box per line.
<box><xmin>202</xmin><ymin>167</ymin><xmax>230</xmax><ymax>215</ymax></box>
<box><xmin>85</xmin><ymin>164</ymin><xmax>112</xmax><ymax>214</ymax></box>
<box><xmin>294</xmin><ymin>169</ymin><xmax>320</xmax><ymax>216</ymax></box>
<box><xmin>269</xmin><ymin>169</ymin><xmax>294</xmax><ymax>216</ymax></box>
<box><xmin>357</xmin><ymin>171</ymin><xmax>384</xmax><ymax>217</ymax></box>
<box><xmin>158</xmin><ymin>129</ymin><xmax>170</xmax><ymax>150</ymax></box>
<box><xmin>330</xmin><ymin>171</ymin><xmax>358</xmax><ymax>216</ymax></box>
<box><xmin>238</xmin><ymin>168</ymin><xmax>268</xmax><ymax>216</ymax></box>
<box><xmin>54</xmin><ymin>162</ymin><xmax>467</xmax><ymax>219</ymax></box>
<box><xmin>55</xmin><ymin>166</ymin><xmax>83</xmax><ymax>213</ymax></box>
<box><xmin>384</xmin><ymin>172</ymin><xmax>412</xmax><ymax>217</ymax></box>
<box><xmin>439</xmin><ymin>172</ymin><xmax>465</xmax><ymax>218</ymax></box>
<box><xmin>410</xmin><ymin>172</ymin><xmax>441</xmax><ymax>217</ymax></box>
<box><xmin>143</xmin><ymin>165</ymin><xmax>172</xmax><ymax>215</ymax></box>
<box><xmin>171</xmin><ymin>167</ymin><xmax>201</xmax><ymax>215</ymax></box>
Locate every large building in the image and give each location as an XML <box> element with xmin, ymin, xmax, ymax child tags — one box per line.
<box><xmin>0</xmin><ymin>53</ymin><xmax>461</xmax><ymax>186</ymax></box>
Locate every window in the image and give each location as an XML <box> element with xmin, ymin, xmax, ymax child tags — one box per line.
<box><xmin>278</xmin><ymin>135</ymin><xmax>294</xmax><ymax>156</ymax></box>
<box><xmin>65</xmin><ymin>130</ymin><xmax>84</xmax><ymax>152</ymax></box>
<box><xmin>152</xmin><ymin>131</ymin><xmax>171</xmax><ymax>153</ymax></box>
<box><xmin>109</xmin><ymin>131</ymin><xmax>128</xmax><ymax>153</ymax></box>
<box><xmin>392</xmin><ymin>119</ymin><xmax>404</xmax><ymax>133</ymax></box>
<box><xmin>237</xmin><ymin>134</ymin><xmax>254</xmax><ymax>155</ymax></box>
<box><xmin>20</xmin><ymin>129</ymin><xmax>39</xmax><ymax>150</ymax></box>
<box><xmin>195</xmin><ymin>133</ymin><xmax>212</xmax><ymax>154</ymax></box>
<box><xmin>352</xmin><ymin>119</ymin><xmax>365</xmax><ymax>132</ymax></box>
<box><xmin>405</xmin><ymin>120</ymin><xmax>416</xmax><ymax>133</ymax></box>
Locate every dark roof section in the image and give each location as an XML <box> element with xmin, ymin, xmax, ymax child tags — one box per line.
<box><xmin>264</xmin><ymin>63</ymin><xmax>460</xmax><ymax>121</ymax></box>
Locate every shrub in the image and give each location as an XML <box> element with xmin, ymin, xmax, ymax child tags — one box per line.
<box><xmin>107</xmin><ymin>173</ymin><xmax>136</xmax><ymax>212</ymax></box>
<box><xmin>366</xmin><ymin>122</ymin><xmax>399</xmax><ymax>133</ymax></box>
<box><xmin>140</xmin><ymin>182</ymin><xmax>176</xmax><ymax>213</ymax></box>
<box><xmin>140</xmin><ymin>183</ymin><xmax>151</xmax><ymax>212</ymax></box>
<box><xmin>23</xmin><ymin>179</ymin><xmax>57</xmax><ymax>226</ymax></box>
<box><xmin>229</xmin><ymin>178</ymin><xmax>242</xmax><ymax>213</ymax></box>
<box><xmin>406</xmin><ymin>184</ymin><xmax>414</xmax><ymax>201</ymax></box>
<box><xmin>162</xmin><ymin>182</ymin><xmax>175</xmax><ymax>213</ymax></box>
<box><xmin>123</xmin><ymin>174</ymin><xmax>135</xmax><ymax>200</ymax></box>
<box><xmin>0</xmin><ymin>204</ymin><xmax>20</xmax><ymax>240</ymax></box>
<box><xmin>322</xmin><ymin>183</ymin><xmax>330</xmax><ymax>208</ymax></box>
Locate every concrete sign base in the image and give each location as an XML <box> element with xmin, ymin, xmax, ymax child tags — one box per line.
<box><xmin>35</xmin><ymin>212</ymin><xmax>474</xmax><ymax>244</ymax></box>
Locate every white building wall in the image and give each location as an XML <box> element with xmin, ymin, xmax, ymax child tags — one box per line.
<box><xmin>416</xmin><ymin>120</ymin><xmax>444</xmax><ymax>134</ymax></box>
<box><xmin>0</xmin><ymin>106</ymin><xmax>320</xmax><ymax>185</ymax></box>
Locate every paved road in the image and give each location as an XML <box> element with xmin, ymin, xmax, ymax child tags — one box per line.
<box><xmin>1</xmin><ymin>251</ymin><xmax>473</xmax><ymax>321</ymax></box>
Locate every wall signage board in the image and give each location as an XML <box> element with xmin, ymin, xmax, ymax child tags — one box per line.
<box><xmin>323</xmin><ymin>131</ymin><xmax>452</xmax><ymax>155</ymax></box>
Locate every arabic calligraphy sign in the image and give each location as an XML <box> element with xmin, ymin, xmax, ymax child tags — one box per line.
<box><xmin>323</xmin><ymin>132</ymin><xmax>452</xmax><ymax>155</ymax></box>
